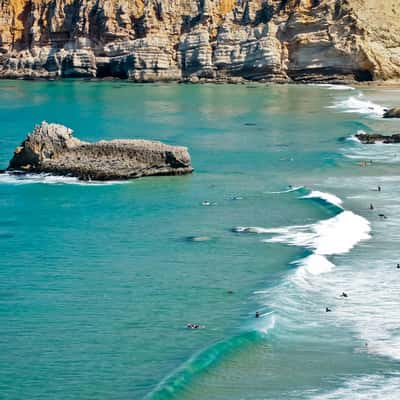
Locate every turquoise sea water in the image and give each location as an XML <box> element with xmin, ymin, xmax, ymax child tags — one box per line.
<box><xmin>0</xmin><ymin>81</ymin><xmax>400</xmax><ymax>399</ymax></box>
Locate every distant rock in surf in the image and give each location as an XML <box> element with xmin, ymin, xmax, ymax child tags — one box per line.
<box><xmin>6</xmin><ymin>122</ymin><xmax>193</xmax><ymax>181</ymax></box>
<box><xmin>355</xmin><ymin>132</ymin><xmax>400</xmax><ymax>144</ymax></box>
<box><xmin>383</xmin><ymin>108</ymin><xmax>400</xmax><ymax>118</ymax></box>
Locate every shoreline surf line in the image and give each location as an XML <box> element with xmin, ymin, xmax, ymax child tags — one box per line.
<box><xmin>0</xmin><ymin>171</ymin><xmax>129</xmax><ymax>186</ymax></box>
<box><xmin>149</xmin><ymin>188</ymin><xmax>372</xmax><ymax>400</ymax></box>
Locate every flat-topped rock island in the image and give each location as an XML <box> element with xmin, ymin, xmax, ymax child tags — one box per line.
<box><xmin>5</xmin><ymin>122</ymin><xmax>193</xmax><ymax>181</ymax></box>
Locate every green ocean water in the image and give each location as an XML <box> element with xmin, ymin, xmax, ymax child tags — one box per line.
<box><xmin>0</xmin><ymin>81</ymin><xmax>399</xmax><ymax>400</ymax></box>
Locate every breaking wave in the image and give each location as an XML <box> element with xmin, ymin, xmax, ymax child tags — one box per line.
<box><xmin>146</xmin><ymin>317</ymin><xmax>276</xmax><ymax>400</ymax></box>
<box><xmin>329</xmin><ymin>94</ymin><xmax>386</xmax><ymax>117</ymax></box>
<box><xmin>300</xmin><ymin>190</ymin><xmax>343</xmax><ymax>209</ymax></box>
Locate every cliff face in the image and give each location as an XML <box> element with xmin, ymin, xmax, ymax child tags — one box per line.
<box><xmin>0</xmin><ymin>0</ymin><xmax>399</xmax><ymax>82</ymax></box>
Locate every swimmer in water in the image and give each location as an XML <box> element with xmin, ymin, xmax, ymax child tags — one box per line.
<box><xmin>201</xmin><ymin>201</ymin><xmax>211</xmax><ymax>206</ymax></box>
<box><xmin>378</xmin><ymin>213</ymin><xmax>387</xmax><ymax>219</ymax></box>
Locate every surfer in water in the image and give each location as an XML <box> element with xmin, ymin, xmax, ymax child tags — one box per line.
<box><xmin>340</xmin><ymin>292</ymin><xmax>348</xmax><ymax>298</ymax></box>
<box><xmin>397</xmin><ymin>264</ymin><xmax>400</xmax><ymax>269</ymax></box>
<box><xmin>325</xmin><ymin>307</ymin><xmax>332</xmax><ymax>312</ymax></box>
<box><xmin>378</xmin><ymin>186</ymin><xmax>382</xmax><ymax>192</ymax></box>
<box><xmin>369</xmin><ymin>203</ymin><xmax>374</xmax><ymax>210</ymax></box>
<box><xmin>255</xmin><ymin>311</ymin><xmax>260</xmax><ymax>318</ymax></box>
<box><xmin>186</xmin><ymin>323</ymin><xmax>203</xmax><ymax>329</ymax></box>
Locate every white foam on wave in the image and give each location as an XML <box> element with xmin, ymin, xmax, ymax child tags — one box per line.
<box><xmin>346</xmin><ymin>131</ymin><xmax>364</xmax><ymax>143</ymax></box>
<box><xmin>293</xmin><ymin>254</ymin><xmax>335</xmax><ymax>277</ymax></box>
<box><xmin>311</xmin><ymin>84</ymin><xmax>355</xmax><ymax>91</ymax></box>
<box><xmin>289</xmin><ymin>254</ymin><xmax>336</xmax><ymax>290</ymax></box>
<box><xmin>266</xmin><ymin>186</ymin><xmax>304</xmax><ymax>194</ymax></box>
<box><xmin>254</xmin><ymin>313</ymin><xmax>276</xmax><ymax>336</ymax></box>
<box><xmin>233</xmin><ymin>226</ymin><xmax>274</xmax><ymax>234</ymax></box>
<box><xmin>343</xmin><ymin>141</ymin><xmax>400</xmax><ymax>163</ymax></box>
<box><xmin>329</xmin><ymin>94</ymin><xmax>386</xmax><ymax>117</ymax></box>
<box><xmin>308</xmin><ymin>175</ymin><xmax>400</xmax><ymax>361</ymax></box>
<box><xmin>0</xmin><ymin>172</ymin><xmax>126</xmax><ymax>186</ymax></box>
<box><xmin>321</xmin><ymin>261</ymin><xmax>400</xmax><ymax>361</ymax></box>
<box><xmin>301</xmin><ymin>190</ymin><xmax>343</xmax><ymax>208</ymax></box>
<box><xmin>307</xmin><ymin>374</ymin><xmax>400</xmax><ymax>400</ymax></box>
<box><xmin>256</xmin><ymin>211</ymin><xmax>370</xmax><ymax>256</ymax></box>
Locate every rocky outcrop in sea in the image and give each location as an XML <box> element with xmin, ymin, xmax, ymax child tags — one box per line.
<box><xmin>0</xmin><ymin>0</ymin><xmax>399</xmax><ymax>83</ymax></box>
<box><xmin>355</xmin><ymin>132</ymin><xmax>400</xmax><ymax>144</ymax></box>
<box><xmin>383</xmin><ymin>108</ymin><xmax>400</xmax><ymax>119</ymax></box>
<box><xmin>6</xmin><ymin>122</ymin><xmax>193</xmax><ymax>181</ymax></box>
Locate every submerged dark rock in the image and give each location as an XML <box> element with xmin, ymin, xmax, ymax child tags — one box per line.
<box><xmin>355</xmin><ymin>132</ymin><xmax>400</xmax><ymax>144</ymax></box>
<box><xmin>383</xmin><ymin>108</ymin><xmax>400</xmax><ymax>118</ymax></box>
<box><xmin>6</xmin><ymin>122</ymin><xmax>193</xmax><ymax>181</ymax></box>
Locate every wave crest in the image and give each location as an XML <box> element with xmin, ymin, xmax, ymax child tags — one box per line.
<box><xmin>237</xmin><ymin>211</ymin><xmax>370</xmax><ymax>256</ymax></box>
<box><xmin>329</xmin><ymin>94</ymin><xmax>386</xmax><ymax>117</ymax></box>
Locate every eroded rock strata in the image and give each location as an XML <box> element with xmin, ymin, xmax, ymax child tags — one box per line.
<box><xmin>6</xmin><ymin>122</ymin><xmax>193</xmax><ymax>180</ymax></box>
<box><xmin>0</xmin><ymin>0</ymin><xmax>400</xmax><ymax>82</ymax></box>
<box><xmin>355</xmin><ymin>132</ymin><xmax>400</xmax><ymax>144</ymax></box>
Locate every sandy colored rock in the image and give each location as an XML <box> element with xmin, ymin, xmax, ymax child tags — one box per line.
<box><xmin>0</xmin><ymin>1</ymin><xmax>400</xmax><ymax>82</ymax></box>
<box><xmin>7</xmin><ymin>122</ymin><xmax>193</xmax><ymax>181</ymax></box>
<box><xmin>383</xmin><ymin>108</ymin><xmax>400</xmax><ymax>118</ymax></box>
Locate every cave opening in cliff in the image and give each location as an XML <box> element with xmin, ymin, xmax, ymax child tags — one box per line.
<box><xmin>354</xmin><ymin>69</ymin><xmax>373</xmax><ymax>82</ymax></box>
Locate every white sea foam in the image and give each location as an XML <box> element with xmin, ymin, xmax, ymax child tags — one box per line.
<box><xmin>309</xmin><ymin>175</ymin><xmax>400</xmax><ymax>362</ymax></box>
<box><xmin>257</xmin><ymin>313</ymin><xmax>276</xmax><ymax>335</ymax></box>
<box><xmin>346</xmin><ymin>131</ymin><xmax>364</xmax><ymax>143</ymax></box>
<box><xmin>301</xmin><ymin>190</ymin><xmax>343</xmax><ymax>208</ymax></box>
<box><xmin>233</xmin><ymin>226</ymin><xmax>274</xmax><ymax>234</ymax></box>
<box><xmin>266</xmin><ymin>186</ymin><xmax>304</xmax><ymax>194</ymax></box>
<box><xmin>293</xmin><ymin>254</ymin><xmax>335</xmax><ymax>277</ymax></box>
<box><xmin>307</xmin><ymin>374</ymin><xmax>400</xmax><ymax>400</ymax></box>
<box><xmin>321</xmin><ymin>261</ymin><xmax>400</xmax><ymax>361</ymax></box>
<box><xmin>343</xmin><ymin>141</ymin><xmax>400</xmax><ymax>163</ymax></box>
<box><xmin>255</xmin><ymin>211</ymin><xmax>370</xmax><ymax>255</ymax></box>
<box><xmin>0</xmin><ymin>172</ymin><xmax>126</xmax><ymax>186</ymax></box>
<box><xmin>311</xmin><ymin>84</ymin><xmax>355</xmax><ymax>91</ymax></box>
<box><xmin>329</xmin><ymin>94</ymin><xmax>386</xmax><ymax>117</ymax></box>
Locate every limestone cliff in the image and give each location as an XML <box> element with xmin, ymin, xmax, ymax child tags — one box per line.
<box><xmin>0</xmin><ymin>0</ymin><xmax>399</xmax><ymax>82</ymax></box>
